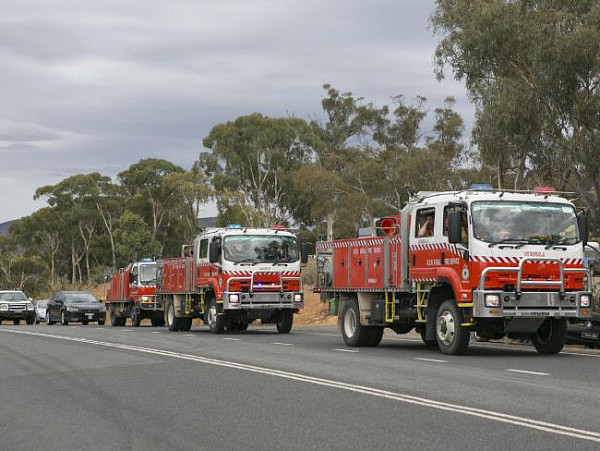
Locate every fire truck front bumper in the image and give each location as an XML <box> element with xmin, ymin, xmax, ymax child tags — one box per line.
<box><xmin>223</xmin><ymin>292</ymin><xmax>303</xmax><ymax>310</ymax></box>
<box><xmin>472</xmin><ymin>290</ymin><xmax>592</xmax><ymax>319</ymax></box>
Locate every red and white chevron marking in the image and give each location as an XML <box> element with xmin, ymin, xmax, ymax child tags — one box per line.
<box><xmin>222</xmin><ymin>271</ymin><xmax>300</xmax><ymax>277</ymax></box>
<box><xmin>470</xmin><ymin>256</ymin><xmax>583</xmax><ymax>265</ymax></box>
<box><xmin>316</xmin><ymin>237</ymin><xmax>401</xmax><ymax>250</ymax></box>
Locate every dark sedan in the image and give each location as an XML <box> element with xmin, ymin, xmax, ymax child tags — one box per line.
<box><xmin>46</xmin><ymin>291</ymin><xmax>106</xmax><ymax>326</ymax></box>
<box><xmin>566</xmin><ymin>313</ymin><xmax>600</xmax><ymax>349</ymax></box>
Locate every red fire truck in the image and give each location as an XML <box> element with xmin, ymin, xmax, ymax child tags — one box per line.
<box><xmin>105</xmin><ymin>258</ymin><xmax>164</xmax><ymax>327</ymax></box>
<box><xmin>315</xmin><ymin>186</ymin><xmax>592</xmax><ymax>355</ymax></box>
<box><xmin>156</xmin><ymin>225</ymin><xmax>304</xmax><ymax>333</ymax></box>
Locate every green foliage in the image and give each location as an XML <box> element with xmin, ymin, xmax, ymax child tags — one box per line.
<box><xmin>114</xmin><ymin>210</ymin><xmax>161</xmax><ymax>264</ymax></box>
<box><xmin>432</xmin><ymin>0</ymin><xmax>600</xmax><ymax>221</ymax></box>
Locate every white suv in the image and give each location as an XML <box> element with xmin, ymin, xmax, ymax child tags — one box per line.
<box><xmin>0</xmin><ymin>290</ymin><xmax>36</xmax><ymax>325</ymax></box>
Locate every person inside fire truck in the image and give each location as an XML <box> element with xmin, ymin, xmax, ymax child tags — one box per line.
<box><xmin>417</xmin><ymin>211</ymin><xmax>435</xmax><ymax>237</ymax></box>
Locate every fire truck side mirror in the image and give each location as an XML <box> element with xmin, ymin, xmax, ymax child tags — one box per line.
<box><xmin>447</xmin><ymin>211</ymin><xmax>462</xmax><ymax>244</ymax></box>
<box><xmin>300</xmin><ymin>242</ymin><xmax>312</xmax><ymax>264</ymax></box>
<box><xmin>577</xmin><ymin>212</ymin><xmax>588</xmax><ymax>246</ymax></box>
<box><xmin>209</xmin><ymin>242</ymin><xmax>220</xmax><ymax>263</ymax></box>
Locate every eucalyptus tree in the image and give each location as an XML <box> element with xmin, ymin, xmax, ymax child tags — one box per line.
<box><xmin>432</xmin><ymin>0</ymin><xmax>600</xmax><ymax>228</ymax></box>
<box><xmin>201</xmin><ymin>113</ymin><xmax>318</xmax><ymax>227</ymax></box>
<box><xmin>118</xmin><ymin>158</ymin><xmax>185</xmax><ymax>247</ymax></box>
<box><xmin>35</xmin><ymin>173</ymin><xmax>108</xmax><ymax>284</ymax></box>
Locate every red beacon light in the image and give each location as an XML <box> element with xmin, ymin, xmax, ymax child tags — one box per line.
<box><xmin>271</xmin><ymin>224</ymin><xmax>287</xmax><ymax>230</ymax></box>
<box><xmin>532</xmin><ymin>186</ymin><xmax>556</xmax><ymax>193</ymax></box>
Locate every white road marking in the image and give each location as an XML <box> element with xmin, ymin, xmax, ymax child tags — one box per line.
<box><xmin>272</xmin><ymin>342</ymin><xmax>293</xmax><ymax>346</ymax></box>
<box><xmin>122</xmin><ymin>329</ymin><xmax>133</xmax><ymax>332</ymax></box>
<box><xmin>415</xmin><ymin>357</ymin><xmax>447</xmax><ymax>363</ymax></box>
<box><xmin>334</xmin><ymin>348</ymin><xmax>359</xmax><ymax>353</ymax></box>
<box><xmin>3</xmin><ymin>328</ymin><xmax>600</xmax><ymax>444</ymax></box>
<box><xmin>151</xmin><ymin>331</ymin><xmax>161</xmax><ymax>334</ymax></box>
<box><xmin>222</xmin><ymin>337</ymin><xmax>241</xmax><ymax>341</ymax></box>
<box><xmin>507</xmin><ymin>369</ymin><xmax>550</xmax><ymax>376</ymax></box>
<box><xmin>185</xmin><ymin>334</ymin><xmax>195</xmax><ymax>337</ymax></box>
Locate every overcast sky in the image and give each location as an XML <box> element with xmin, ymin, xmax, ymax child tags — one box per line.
<box><xmin>0</xmin><ymin>0</ymin><xmax>473</xmax><ymax>224</ymax></box>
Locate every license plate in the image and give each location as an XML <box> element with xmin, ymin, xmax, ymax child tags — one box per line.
<box><xmin>86</xmin><ymin>313</ymin><xmax>94</xmax><ymax>319</ymax></box>
<box><xmin>581</xmin><ymin>331</ymin><xmax>599</xmax><ymax>340</ymax></box>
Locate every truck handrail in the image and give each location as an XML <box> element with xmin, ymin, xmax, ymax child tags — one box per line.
<box><xmin>477</xmin><ymin>258</ymin><xmax>591</xmax><ymax>295</ymax></box>
<box><xmin>226</xmin><ymin>275</ymin><xmax>302</xmax><ymax>294</ymax></box>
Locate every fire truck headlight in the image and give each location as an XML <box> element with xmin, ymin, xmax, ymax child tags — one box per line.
<box><xmin>229</xmin><ymin>294</ymin><xmax>239</xmax><ymax>304</ymax></box>
<box><xmin>294</xmin><ymin>294</ymin><xmax>303</xmax><ymax>304</ymax></box>
<box><xmin>140</xmin><ymin>296</ymin><xmax>151</xmax><ymax>302</ymax></box>
<box><xmin>580</xmin><ymin>295</ymin><xmax>591</xmax><ymax>308</ymax></box>
<box><xmin>484</xmin><ymin>294</ymin><xmax>500</xmax><ymax>307</ymax></box>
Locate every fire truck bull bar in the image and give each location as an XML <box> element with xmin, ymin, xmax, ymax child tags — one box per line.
<box><xmin>223</xmin><ymin>275</ymin><xmax>303</xmax><ymax>310</ymax></box>
<box><xmin>472</xmin><ymin>257</ymin><xmax>592</xmax><ymax>319</ymax></box>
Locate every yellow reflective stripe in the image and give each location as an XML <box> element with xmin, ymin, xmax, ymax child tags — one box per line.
<box><xmin>457</xmin><ymin>303</ymin><xmax>473</xmax><ymax>308</ymax></box>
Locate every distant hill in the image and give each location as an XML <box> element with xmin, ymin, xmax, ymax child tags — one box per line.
<box><xmin>0</xmin><ymin>220</ymin><xmax>12</xmax><ymax>236</ymax></box>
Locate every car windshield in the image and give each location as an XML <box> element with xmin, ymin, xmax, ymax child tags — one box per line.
<box><xmin>139</xmin><ymin>263</ymin><xmax>156</xmax><ymax>285</ymax></box>
<box><xmin>65</xmin><ymin>293</ymin><xmax>99</xmax><ymax>304</ymax></box>
<box><xmin>0</xmin><ymin>292</ymin><xmax>27</xmax><ymax>301</ymax></box>
<box><xmin>223</xmin><ymin>235</ymin><xmax>299</xmax><ymax>264</ymax></box>
<box><xmin>471</xmin><ymin>201</ymin><xmax>580</xmax><ymax>245</ymax></box>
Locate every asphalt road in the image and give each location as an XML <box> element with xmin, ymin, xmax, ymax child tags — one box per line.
<box><xmin>1</xmin><ymin>322</ymin><xmax>600</xmax><ymax>451</ymax></box>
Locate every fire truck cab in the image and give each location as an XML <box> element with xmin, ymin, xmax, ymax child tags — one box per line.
<box><xmin>105</xmin><ymin>258</ymin><xmax>162</xmax><ymax>327</ymax></box>
<box><xmin>156</xmin><ymin>225</ymin><xmax>304</xmax><ymax>333</ymax></box>
<box><xmin>315</xmin><ymin>186</ymin><xmax>592</xmax><ymax>355</ymax></box>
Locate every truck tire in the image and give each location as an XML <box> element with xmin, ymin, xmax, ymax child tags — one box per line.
<box><xmin>206</xmin><ymin>299</ymin><xmax>225</xmax><ymax>334</ymax></box>
<box><xmin>166</xmin><ymin>302</ymin><xmax>181</xmax><ymax>332</ymax></box>
<box><xmin>131</xmin><ymin>309</ymin><xmax>141</xmax><ymax>327</ymax></box>
<box><xmin>180</xmin><ymin>317</ymin><xmax>192</xmax><ymax>332</ymax></box>
<box><xmin>531</xmin><ymin>318</ymin><xmax>566</xmax><ymax>354</ymax></box>
<box><xmin>61</xmin><ymin>310</ymin><xmax>69</xmax><ymax>326</ymax></box>
<box><xmin>435</xmin><ymin>300</ymin><xmax>469</xmax><ymax>355</ymax></box>
<box><xmin>340</xmin><ymin>298</ymin><xmax>371</xmax><ymax>347</ymax></box>
<box><xmin>237</xmin><ymin>319</ymin><xmax>249</xmax><ymax>331</ymax></box>
<box><xmin>365</xmin><ymin>327</ymin><xmax>384</xmax><ymax>346</ymax></box>
<box><xmin>276</xmin><ymin>310</ymin><xmax>293</xmax><ymax>334</ymax></box>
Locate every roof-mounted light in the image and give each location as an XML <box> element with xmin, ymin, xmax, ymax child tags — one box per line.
<box><xmin>532</xmin><ymin>186</ymin><xmax>556</xmax><ymax>193</ymax></box>
<box><xmin>470</xmin><ymin>183</ymin><xmax>494</xmax><ymax>191</ymax></box>
<box><xmin>271</xmin><ymin>224</ymin><xmax>287</xmax><ymax>230</ymax></box>
<box><xmin>226</xmin><ymin>224</ymin><xmax>244</xmax><ymax>229</ymax></box>
<box><xmin>140</xmin><ymin>257</ymin><xmax>154</xmax><ymax>262</ymax></box>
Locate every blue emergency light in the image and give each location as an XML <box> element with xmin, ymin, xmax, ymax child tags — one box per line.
<box><xmin>470</xmin><ymin>183</ymin><xmax>494</xmax><ymax>191</ymax></box>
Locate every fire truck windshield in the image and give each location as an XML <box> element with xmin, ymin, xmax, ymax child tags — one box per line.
<box><xmin>138</xmin><ymin>263</ymin><xmax>157</xmax><ymax>285</ymax></box>
<box><xmin>223</xmin><ymin>235</ymin><xmax>299</xmax><ymax>264</ymax></box>
<box><xmin>471</xmin><ymin>201</ymin><xmax>580</xmax><ymax>245</ymax></box>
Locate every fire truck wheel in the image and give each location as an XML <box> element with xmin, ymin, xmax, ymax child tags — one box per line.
<box><xmin>365</xmin><ymin>327</ymin><xmax>384</xmax><ymax>346</ymax></box>
<box><xmin>435</xmin><ymin>300</ymin><xmax>469</xmax><ymax>355</ymax></box>
<box><xmin>276</xmin><ymin>310</ymin><xmax>293</xmax><ymax>334</ymax></box>
<box><xmin>166</xmin><ymin>302</ymin><xmax>181</xmax><ymax>331</ymax></box>
<box><xmin>131</xmin><ymin>310</ymin><xmax>141</xmax><ymax>327</ymax></box>
<box><xmin>207</xmin><ymin>299</ymin><xmax>225</xmax><ymax>334</ymax></box>
<box><xmin>340</xmin><ymin>298</ymin><xmax>370</xmax><ymax>347</ymax></box>
<box><xmin>237</xmin><ymin>319</ymin><xmax>249</xmax><ymax>331</ymax></box>
<box><xmin>531</xmin><ymin>318</ymin><xmax>566</xmax><ymax>354</ymax></box>
<box><xmin>180</xmin><ymin>318</ymin><xmax>192</xmax><ymax>331</ymax></box>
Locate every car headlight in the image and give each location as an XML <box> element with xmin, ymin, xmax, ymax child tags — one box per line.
<box><xmin>294</xmin><ymin>294</ymin><xmax>303</xmax><ymax>303</ymax></box>
<box><xmin>67</xmin><ymin>306</ymin><xmax>77</xmax><ymax>312</ymax></box>
<box><xmin>580</xmin><ymin>294</ymin><xmax>591</xmax><ymax>308</ymax></box>
<box><xmin>26</xmin><ymin>303</ymin><xmax>34</xmax><ymax>311</ymax></box>
<box><xmin>484</xmin><ymin>294</ymin><xmax>500</xmax><ymax>307</ymax></box>
<box><xmin>0</xmin><ymin>303</ymin><xmax>8</xmax><ymax>311</ymax></box>
<box><xmin>229</xmin><ymin>294</ymin><xmax>239</xmax><ymax>304</ymax></box>
<box><xmin>99</xmin><ymin>305</ymin><xmax>106</xmax><ymax>312</ymax></box>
